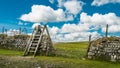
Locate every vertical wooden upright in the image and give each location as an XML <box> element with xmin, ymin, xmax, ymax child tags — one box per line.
<box><xmin>86</xmin><ymin>35</ymin><xmax>92</xmax><ymax>57</ymax></box>
<box><xmin>105</xmin><ymin>24</ymin><xmax>108</xmax><ymax>38</ymax></box>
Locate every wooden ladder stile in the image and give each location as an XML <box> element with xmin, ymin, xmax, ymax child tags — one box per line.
<box><xmin>27</xmin><ymin>30</ymin><xmax>37</xmax><ymax>53</ymax></box>
<box><xmin>33</xmin><ymin>26</ymin><xmax>45</xmax><ymax>57</ymax></box>
<box><xmin>23</xmin><ymin>25</ymin><xmax>54</xmax><ymax>57</ymax></box>
<box><xmin>23</xmin><ymin>30</ymin><xmax>34</xmax><ymax>56</ymax></box>
<box><xmin>23</xmin><ymin>30</ymin><xmax>37</xmax><ymax>56</ymax></box>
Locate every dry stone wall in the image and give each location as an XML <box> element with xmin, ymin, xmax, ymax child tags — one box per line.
<box><xmin>87</xmin><ymin>41</ymin><xmax>120</xmax><ymax>62</ymax></box>
<box><xmin>0</xmin><ymin>34</ymin><xmax>29</xmax><ymax>50</ymax></box>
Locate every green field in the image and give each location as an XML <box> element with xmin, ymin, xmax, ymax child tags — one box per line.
<box><xmin>0</xmin><ymin>42</ymin><xmax>120</xmax><ymax>68</ymax></box>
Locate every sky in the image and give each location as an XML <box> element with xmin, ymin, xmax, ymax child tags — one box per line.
<box><xmin>0</xmin><ymin>0</ymin><xmax>120</xmax><ymax>42</ymax></box>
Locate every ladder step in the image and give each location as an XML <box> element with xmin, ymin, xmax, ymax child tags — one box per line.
<box><xmin>32</xmin><ymin>41</ymin><xmax>38</xmax><ymax>43</ymax></box>
<box><xmin>36</xmin><ymin>33</ymin><xmax>40</xmax><ymax>34</ymax></box>
<box><xmin>32</xmin><ymin>43</ymin><xmax>38</xmax><ymax>46</ymax></box>
<box><xmin>29</xmin><ymin>50</ymin><xmax>35</xmax><ymax>53</ymax></box>
<box><xmin>34</xmin><ymin>36</ymin><xmax>40</xmax><ymax>38</ymax></box>
<box><xmin>34</xmin><ymin>38</ymin><xmax>39</xmax><ymax>40</ymax></box>
<box><xmin>30</xmin><ymin>47</ymin><xmax>36</xmax><ymax>49</ymax></box>
<box><xmin>35</xmin><ymin>35</ymin><xmax>40</xmax><ymax>37</ymax></box>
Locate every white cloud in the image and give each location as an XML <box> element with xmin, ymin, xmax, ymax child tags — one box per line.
<box><xmin>49</xmin><ymin>26</ymin><xmax>60</xmax><ymax>35</ymax></box>
<box><xmin>5</xmin><ymin>29</ymin><xmax>20</xmax><ymax>36</ymax></box>
<box><xmin>61</xmin><ymin>23</ymin><xmax>89</xmax><ymax>33</ymax></box>
<box><xmin>20</xmin><ymin>1</ymin><xmax>85</xmax><ymax>24</ymax></box>
<box><xmin>49</xmin><ymin>30</ymin><xmax>100</xmax><ymax>42</ymax></box>
<box><xmin>109</xmin><ymin>25</ymin><xmax>120</xmax><ymax>33</ymax></box>
<box><xmin>20</xmin><ymin>5</ymin><xmax>73</xmax><ymax>23</ymax></box>
<box><xmin>92</xmin><ymin>0</ymin><xmax>120</xmax><ymax>6</ymax></box>
<box><xmin>102</xmin><ymin>25</ymin><xmax>120</xmax><ymax>33</ymax></box>
<box><xmin>30</xmin><ymin>12</ymin><xmax>120</xmax><ymax>42</ymax></box>
<box><xmin>57</xmin><ymin>0</ymin><xmax>84</xmax><ymax>16</ymax></box>
<box><xmin>49</xmin><ymin>0</ymin><xmax>54</xmax><ymax>4</ymax></box>
<box><xmin>80</xmin><ymin>12</ymin><xmax>120</xmax><ymax>33</ymax></box>
<box><xmin>64</xmin><ymin>0</ymin><xmax>84</xmax><ymax>15</ymax></box>
<box><xmin>48</xmin><ymin>22</ymin><xmax>100</xmax><ymax>42</ymax></box>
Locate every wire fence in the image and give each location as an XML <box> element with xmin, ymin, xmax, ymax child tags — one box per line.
<box><xmin>0</xmin><ymin>26</ymin><xmax>29</xmax><ymax>35</ymax></box>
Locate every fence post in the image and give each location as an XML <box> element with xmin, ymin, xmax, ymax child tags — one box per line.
<box><xmin>86</xmin><ymin>35</ymin><xmax>92</xmax><ymax>57</ymax></box>
<box><xmin>19</xmin><ymin>27</ymin><xmax>21</xmax><ymax>34</ymax></box>
<box><xmin>105</xmin><ymin>24</ymin><xmax>108</xmax><ymax>38</ymax></box>
<box><xmin>22</xmin><ymin>28</ymin><xmax>27</xmax><ymax>34</ymax></box>
<box><xmin>2</xmin><ymin>26</ymin><xmax>5</xmax><ymax>34</ymax></box>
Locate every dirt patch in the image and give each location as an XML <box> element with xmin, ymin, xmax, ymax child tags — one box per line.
<box><xmin>0</xmin><ymin>55</ymin><xmax>66</xmax><ymax>68</ymax></box>
<box><xmin>0</xmin><ymin>55</ymin><xmax>43</xmax><ymax>68</ymax></box>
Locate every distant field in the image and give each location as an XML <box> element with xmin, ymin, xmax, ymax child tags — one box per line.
<box><xmin>0</xmin><ymin>42</ymin><xmax>120</xmax><ymax>68</ymax></box>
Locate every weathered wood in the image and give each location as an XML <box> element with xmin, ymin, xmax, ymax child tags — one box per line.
<box><xmin>86</xmin><ymin>35</ymin><xmax>92</xmax><ymax>57</ymax></box>
<box><xmin>34</xmin><ymin>26</ymin><xmax>45</xmax><ymax>56</ymax></box>
<box><xmin>105</xmin><ymin>24</ymin><xmax>108</xmax><ymax>38</ymax></box>
<box><xmin>23</xmin><ymin>30</ymin><xmax>35</xmax><ymax>56</ymax></box>
<box><xmin>23</xmin><ymin>25</ymin><xmax>54</xmax><ymax>57</ymax></box>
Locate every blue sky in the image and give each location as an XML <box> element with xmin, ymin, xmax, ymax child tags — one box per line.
<box><xmin>0</xmin><ymin>0</ymin><xmax>120</xmax><ymax>42</ymax></box>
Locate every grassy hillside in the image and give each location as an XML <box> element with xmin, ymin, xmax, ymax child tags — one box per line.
<box><xmin>0</xmin><ymin>42</ymin><xmax>120</xmax><ymax>68</ymax></box>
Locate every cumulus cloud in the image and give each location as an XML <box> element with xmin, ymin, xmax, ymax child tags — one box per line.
<box><xmin>57</xmin><ymin>0</ymin><xmax>84</xmax><ymax>15</ymax></box>
<box><xmin>49</xmin><ymin>28</ymin><xmax>100</xmax><ymax>42</ymax></box>
<box><xmin>92</xmin><ymin>0</ymin><xmax>120</xmax><ymax>6</ymax></box>
<box><xmin>80</xmin><ymin>12</ymin><xmax>120</xmax><ymax>33</ymax></box>
<box><xmin>64</xmin><ymin>0</ymin><xmax>84</xmax><ymax>15</ymax></box>
<box><xmin>102</xmin><ymin>25</ymin><xmax>120</xmax><ymax>33</ymax></box>
<box><xmin>61</xmin><ymin>23</ymin><xmax>89</xmax><ymax>33</ymax></box>
<box><xmin>29</xmin><ymin>11</ymin><xmax>120</xmax><ymax>42</ymax></box>
<box><xmin>108</xmin><ymin>25</ymin><xmax>120</xmax><ymax>33</ymax></box>
<box><xmin>20</xmin><ymin>0</ymin><xmax>85</xmax><ymax>24</ymax></box>
<box><xmin>49</xmin><ymin>26</ymin><xmax>60</xmax><ymax>35</ymax></box>
<box><xmin>29</xmin><ymin>18</ymin><xmax>101</xmax><ymax>42</ymax></box>
<box><xmin>48</xmin><ymin>22</ymin><xmax>100</xmax><ymax>42</ymax></box>
<box><xmin>20</xmin><ymin>5</ymin><xmax>73</xmax><ymax>23</ymax></box>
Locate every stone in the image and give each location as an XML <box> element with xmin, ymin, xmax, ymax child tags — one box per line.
<box><xmin>87</xmin><ymin>40</ymin><xmax>120</xmax><ymax>62</ymax></box>
<box><xmin>88</xmin><ymin>52</ymin><xmax>95</xmax><ymax>56</ymax></box>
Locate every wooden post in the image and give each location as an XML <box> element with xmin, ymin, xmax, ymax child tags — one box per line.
<box><xmin>2</xmin><ymin>26</ymin><xmax>5</xmax><ymax>34</ymax></box>
<box><xmin>89</xmin><ymin>35</ymin><xmax>92</xmax><ymax>44</ymax></box>
<box><xmin>86</xmin><ymin>35</ymin><xmax>92</xmax><ymax>57</ymax></box>
<box><xmin>105</xmin><ymin>24</ymin><xmax>108</xmax><ymax>38</ymax></box>
<box><xmin>45</xmin><ymin>25</ymin><xmax>54</xmax><ymax>46</ymax></box>
<box><xmin>19</xmin><ymin>27</ymin><xmax>21</xmax><ymax>34</ymax></box>
<box><xmin>5</xmin><ymin>29</ymin><xmax>7</xmax><ymax>34</ymax></box>
<box><xmin>22</xmin><ymin>28</ymin><xmax>27</xmax><ymax>34</ymax></box>
<box><xmin>45</xmin><ymin>25</ymin><xmax>53</xmax><ymax>45</ymax></box>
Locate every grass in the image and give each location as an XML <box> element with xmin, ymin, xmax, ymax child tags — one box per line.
<box><xmin>36</xmin><ymin>56</ymin><xmax>120</xmax><ymax>68</ymax></box>
<box><xmin>53</xmin><ymin>42</ymin><xmax>88</xmax><ymax>59</ymax></box>
<box><xmin>0</xmin><ymin>49</ymin><xmax>23</xmax><ymax>56</ymax></box>
<box><xmin>0</xmin><ymin>42</ymin><xmax>120</xmax><ymax>68</ymax></box>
